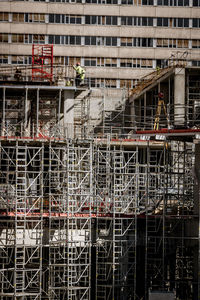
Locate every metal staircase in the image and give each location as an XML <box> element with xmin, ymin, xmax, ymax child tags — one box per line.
<box><xmin>129</xmin><ymin>66</ymin><xmax>175</xmax><ymax>101</ymax></box>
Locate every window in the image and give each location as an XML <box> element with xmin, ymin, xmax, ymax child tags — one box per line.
<box><xmin>85</xmin><ymin>58</ymin><xmax>97</xmax><ymax>66</ymax></box>
<box><xmin>193</xmin><ymin>0</ymin><xmax>200</xmax><ymax>5</ymax></box>
<box><xmin>70</xmin><ymin>15</ymin><xmax>81</xmax><ymax>24</ymax></box>
<box><xmin>121</xmin><ymin>58</ymin><xmax>133</xmax><ymax>67</ymax></box>
<box><xmin>173</xmin><ymin>18</ymin><xmax>189</xmax><ymax>28</ymax></box>
<box><xmin>32</xmin><ymin>34</ymin><xmax>45</xmax><ymax>44</ymax></box>
<box><xmin>142</xmin><ymin>0</ymin><xmax>153</xmax><ymax>5</ymax></box>
<box><xmin>106</xmin><ymin>16</ymin><xmax>117</xmax><ymax>25</ymax></box>
<box><xmin>192</xmin><ymin>40</ymin><xmax>200</xmax><ymax>48</ymax></box>
<box><xmin>121</xmin><ymin>0</ymin><xmax>133</xmax><ymax>4</ymax></box>
<box><xmin>86</xmin><ymin>0</ymin><xmax>117</xmax><ymax>3</ymax></box>
<box><xmin>24</xmin><ymin>13</ymin><xmax>45</xmax><ymax>23</ymax></box>
<box><xmin>157</xmin><ymin>39</ymin><xmax>162</xmax><ymax>47</ymax></box>
<box><xmin>55</xmin><ymin>14</ymin><xmax>61</xmax><ymax>23</ymax></box>
<box><xmin>0</xmin><ymin>34</ymin><xmax>8</xmax><ymax>43</ymax></box>
<box><xmin>121</xmin><ymin>16</ymin><xmax>153</xmax><ymax>26</ymax></box>
<box><xmin>184</xmin><ymin>18</ymin><xmax>189</xmax><ymax>27</ymax></box>
<box><xmin>11</xmin><ymin>55</ymin><xmax>30</xmax><ymax>65</ymax></box>
<box><xmin>156</xmin><ymin>38</ymin><xmax>189</xmax><ymax>48</ymax></box>
<box><xmin>105</xmin><ymin>58</ymin><xmax>117</xmax><ymax>67</ymax></box>
<box><xmin>49</xmin><ymin>35</ymin><xmax>54</xmax><ymax>44</ymax></box>
<box><xmin>157</xmin><ymin>18</ymin><xmax>168</xmax><ymax>26</ymax></box>
<box><xmin>120</xmin><ymin>37</ymin><xmax>133</xmax><ymax>46</ymax></box>
<box><xmin>169</xmin><ymin>39</ymin><xmax>176</xmax><ymax>48</ymax></box>
<box><xmin>69</xmin><ymin>36</ymin><xmax>81</xmax><ymax>45</ymax></box>
<box><xmin>0</xmin><ymin>12</ymin><xmax>9</xmax><ymax>22</ymax></box>
<box><xmin>54</xmin><ymin>56</ymin><xmax>65</xmax><ymax>65</ymax></box>
<box><xmin>49</xmin><ymin>14</ymin><xmax>54</xmax><ymax>23</ymax></box>
<box><xmin>120</xmin><ymin>79</ymin><xmax>134</xmax><ymax>89</ymax></box>
<box><xmin>50</xmin><ymin>0</ymin><xmax>82</xmax><ymax>2</ymax></box>
<box><xmin>48</xmin><ymin>35</ymin><xmax>81</xmax><ymax>45</ymax></box>
<box><xmin>163</xmin><ymin>39</ymin><xmax>168</xmax><ymax>47</ymax></box>
<box><xmin>49</xmin><ymin>14</ymin><xmax>81</xmax><ymax>24</ymax></box>
<box><xmin>121</xmin><ymin>17</ymin><xmax>133</xmax><ymax>26</ymax></box>
<box><xmin>158</xmin><ymin>0</ymin><xmax>189</xmax><ymax>5</ymax></box>
<box><xmin>13</xmin><ymin>13</ymin><xmax>24</xmax><ymax>22</ymax></box>
<box><xmin>11</xmin><ymin>34</ymin><xmax>29</xmax><ymax>43</ymax></box>
<box><xmin>68</xmin><ymin>57</ymin><xmax>81</xmax><ymax>65</ymax></box>
<box><xmin>133</xmin><ymin>38</ymin><xmax>153</xmax><ymax>47</ymax></box>
<box><xmin>192</xmin><ymin>61</ymin><xmax>200</xmax><ymax>66</ymax></box>
<box><xmin>0</xmin><ymin>55</ymin><xmax>8</xmax><ymax>64</ymax></box>
<box><xmin>85</xmin><ymin>36</ymin><xmax>116</xmax><ymax>46</ymax></box>
<box><xmin>193</xmin><ymin>19</ymin><xmax>200</xmax><ymax>28</ymax></box>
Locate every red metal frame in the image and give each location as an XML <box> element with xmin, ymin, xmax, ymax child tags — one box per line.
<box><xmin>32</xmin><ymin>44</ymin><xmax>53</xmax><ymax>82</ymax></box>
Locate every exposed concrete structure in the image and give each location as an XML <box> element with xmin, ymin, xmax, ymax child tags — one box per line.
<box><xmin>64</xmin><ymin>90</ymin><xmax>75</xmax><ymax>138</ymax></box>
<box><xmin>174</xmin><ymin>68</ymin><xmax>185</xmax><ymax>126</ymax></box>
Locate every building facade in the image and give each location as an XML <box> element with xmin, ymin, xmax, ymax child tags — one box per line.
<box><xmin>0</xmin><ymin>0</ymin><xmax>200</xmax><ymax>88</ymax></box>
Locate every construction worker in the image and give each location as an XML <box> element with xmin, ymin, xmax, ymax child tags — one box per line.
<box><xmin>158</xmin><ymin>91</ymin><xmax>164</xmax><ymax>100</ymax></box>
<box><xmin>66</xmin><ymin>79</ymin><xmax>72</xmax><ymax>86</ymax></box>
<box><xmin>156</xmin><ymin>66</ymin><xmax>160</xmax><ymax>75</ymax></box>
<box><xmin>14</xmin><ymin>67</ymin><xmax>22</xmax><ymax>81</ymax></box>
<box><xmin>73</xmin><ymin>62</ymin><xmax>85</xmax><ymax>86</ymax></box>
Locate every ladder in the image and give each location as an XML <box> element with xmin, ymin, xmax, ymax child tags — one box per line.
<box><xmin>154</xmin><ymin>93</ymin><xmax>169</xmax><ymax>130</ymax></box>
<box><xmin>15</xmin><ymin>144</ymin><xmax>27</xmax><ymax>295</ymax></box>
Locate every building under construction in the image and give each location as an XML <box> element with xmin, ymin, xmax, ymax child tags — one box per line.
<box><xmin>0</xmin><ymin>61</ymin><xmax>200</xmax><ymax>300</ymax></box>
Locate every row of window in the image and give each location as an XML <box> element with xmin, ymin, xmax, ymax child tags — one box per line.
<box><xmin>1</xmin><ymin>34</ymin><xmax>200</xmax><ymax>49</ymax></box>
<box><xmin>2</xmin><ymin>13</ymin><xmax>200</xmax><ymax>28</ymax></box>
<box><xmin>0</xmin><ymin>55</ymin><xmax>153</xmax><ymax>68</ymax></box>
<box><xmin>0</xmin><ymin>54</ymin><xmax>198</xmax><ymax>69</ymax></box>
<box><xmin>13</xmin><ymin>0</ymin><xmax>200</xmax><ymax>6</ymax></box>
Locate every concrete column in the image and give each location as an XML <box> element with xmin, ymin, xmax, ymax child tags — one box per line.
<box><xmin>64</xmin><ymin>90</ymin><xmax>75</xmax><ymax>139</ymax></box>
<box><xmin>174</xmin><ymin>68</ymin><xmax>185</xmax><ymax>127</ymax></box>
<box><xmin>130</xmin><ymin>100</ymin><xmax>137</xmax><ymax>130</ymax></box>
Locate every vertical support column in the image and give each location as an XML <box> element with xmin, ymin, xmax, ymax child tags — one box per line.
<box><xmin>145</xmin><ymin>144</ymin><xmax>149</xmax><ymax>300</ymax></box>
<box><xmin>36</xmin><ymin>89</ymin><xmax>39</xmax><ymax>136</ymax></box>
<box><xmin>24</xmin><ymin>88</ymin><xmax>28</xmax><ymax>128</ymax></box>
<box><xmin>63</xmin><ymin>90</ymin><xmax>75</xmax><ymax>139</ymax></box>
<box><xmin>194</xmin><ymin>143</ymin><xmax>200</xmax><ymax>298</ymax></box>
<box><xmin>2</xmin><ymin>88</ymin><xmax>5</xmax><ymax>136</ymax></box>
<box><xmin>24</xmin><ymin>88</ymin><xmax>29</xmax><ymax>137</ymax></box>
<box><xmin>174</xmin><ymin>68</ymin><xmax>185</xmax><ymax>127</ymax></box>
<box><xmin>58</xmin><ymin>89</ymin><xmax>62</xmax><ymax>126</ymax></box>
<box><xmin>144</xmin><ymin>93</ymin><xmax>146</xmax><ymax>130</ymax></box>
<box><xmin>130</xmin><ymin>101</ymin><xmax>136</xmax><ymax>131</ymax></box>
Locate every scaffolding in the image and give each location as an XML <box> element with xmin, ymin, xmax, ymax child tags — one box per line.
<box><xmin>32</xmin><ymin>44</ymin><xmax>53</xmax><ymax>82</ymax></box>
<box><xmin>0</xmin><ymin>66</ymin><xmax>199</xmax><ymax>300</ymax></box>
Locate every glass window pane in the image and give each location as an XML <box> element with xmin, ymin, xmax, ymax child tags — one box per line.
<box><xmin>85</xmin><ymin>16</ymin><xmax>90</xmax><ymax>24</ymax></box>
<box><xmin>55</xmin><ymin>14</ymin><xmax>60</xmax><ymax>23</ymax></box>
<box><xmin>112</xmin><ymin>37</ymin><xmax>117</xmax><ymax>46</ymax></box>
<box><xmin>178</xmin><ymin>18</ymin><xmax>183</xmax><ymax>27</ymax></box>
<box><xmin>157</xmin><ymin>18</ymin><xmax>162</xmax><ymax>26</ymax></box>
<box><xmin>49</xmin><ymin>14</ymin><xmax>54</xmax><ymax>23</ymax></box>
<box><xmin>76</xmin><ymin>36</ymin><xmax>81</xmax><ymax>44</ymax></box>
<box><xmin>91</xmin><ymin>36</ymin><xmax>96</xmax><ymax>45</ymax></box>
<box><xmin>113</xmin><ymin>16</ymin><xmax>117</xmax><ymax>25</ymax></box>
<box><xmin>85</xmin><ymin>36</ymin><xmax>90</xmax><ymax>45</ymax></box>
<box><xmin>184</xmin><ymin>18</ymin><xmax>189</xmax><ymax>27</ymax></box>
<box><xmin>163</xmin><ymin>18</ymin><xmax>168</xmax><ymax>26</ymax></box>
<box><xmin>55</xmin><ymin>35</ymin><xmax>60</xmax><ymax>44</ymax></box>
<box><xmin>70</xmin><ymin>36</ymin><xmax>75</xmax><ymax>44</ymax></box>
<box><xmin>49</xmin><ymin>35</ymin><xmax>54</xmax><ymax>43</ymax></box>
